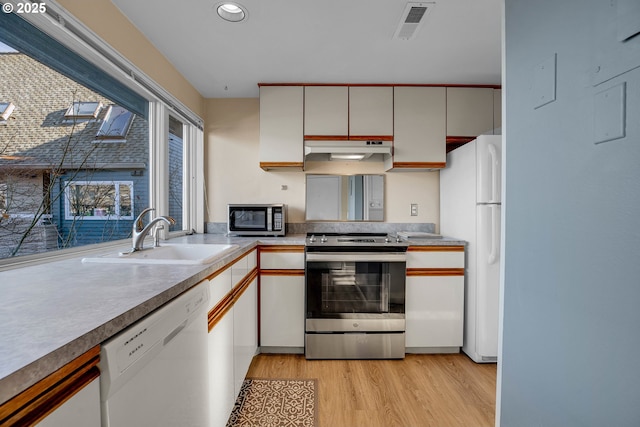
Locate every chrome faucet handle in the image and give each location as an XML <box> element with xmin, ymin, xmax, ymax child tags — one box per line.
<box><xmin>134</xmin><ymin>207</ymin><xmax>155</xmax><ymax>232</ymax></box>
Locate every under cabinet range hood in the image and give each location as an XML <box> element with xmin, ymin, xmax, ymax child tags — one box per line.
<box><xmin>304</xmin><ymin>140</ymin><xmax>392</xmax><ymax>162</ymax></box>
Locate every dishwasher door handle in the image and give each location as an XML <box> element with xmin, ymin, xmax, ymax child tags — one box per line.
<box><xmin>164</xmin><ymin>319</ymin><xmax>188</xmax><ymax>346</ymax></box>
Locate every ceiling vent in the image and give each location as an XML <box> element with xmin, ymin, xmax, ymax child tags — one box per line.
<box><xmin>393</xmin><ymin>2</ymin><xmax>435</xmax><ymax>40</ymax></box>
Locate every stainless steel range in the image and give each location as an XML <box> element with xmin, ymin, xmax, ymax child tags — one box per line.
<box><xmin>305</xmin><ymin>233</ymin><xmax>408</xmax><ymax>359</ymax></box>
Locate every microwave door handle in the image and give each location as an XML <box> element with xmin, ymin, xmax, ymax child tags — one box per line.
<box><xmin>266</xmin><ymin>207</ymin><xmax>272</xmax><ymax>230</ymax></box>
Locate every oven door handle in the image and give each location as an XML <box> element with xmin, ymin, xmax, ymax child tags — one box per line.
<box><xmin>305</xmin><ymin>252</ymin><xmax>407</xmax><ymax>263</ymax></box>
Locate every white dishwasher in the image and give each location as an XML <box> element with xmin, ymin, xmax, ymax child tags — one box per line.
<box><xmin>100</xmin><ymin>283</ymin><xmax>209</xmax><ymax>427</ymax></box>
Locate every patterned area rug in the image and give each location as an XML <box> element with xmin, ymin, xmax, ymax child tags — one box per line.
<box><xmin>226</xmin><ymin>378</ymin><xmax>318</xmax><ymax>427</ymax></box>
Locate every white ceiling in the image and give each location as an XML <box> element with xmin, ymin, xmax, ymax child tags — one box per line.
<box><xmin>111</xmin><ymin>0</ymin><xmax>502</xmax><ymax>98</ymax></box>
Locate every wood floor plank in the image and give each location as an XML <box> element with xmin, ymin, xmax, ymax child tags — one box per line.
<box><xmin>246</xmin><ymin>353</ymin><xmax>496</xmax><ymax>427</ymax></box>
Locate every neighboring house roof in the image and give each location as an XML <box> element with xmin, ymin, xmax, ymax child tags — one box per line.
<box><xmin>0</xmin><ymin>53</ymin><xmax>148</xmax><ymax>170</ymax></box>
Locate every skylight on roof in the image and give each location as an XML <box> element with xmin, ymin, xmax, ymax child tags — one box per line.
<box><xmin>96</xmin><ymin>105</ymin><xmax>134</xmax><ymax>140</ymax></box>
<box><xmin>64</xmin><ymin>101</ymin><xmax>102</xmax><ymax>119</ymax></box>
<box><xmin>0</xmin><ymin>102</ymin><xmax>15</xmax><ymax>122</ymax></box>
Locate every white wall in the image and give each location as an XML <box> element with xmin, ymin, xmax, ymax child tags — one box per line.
<box><xmin>500</xmin><ymin>0</ymin><xmax>640</xmax><ymax>425</ymax></box>
<box><xmin>205</xmin><ymin>98</ymin><xmax>440</xmax><ymax>225</ymax></box>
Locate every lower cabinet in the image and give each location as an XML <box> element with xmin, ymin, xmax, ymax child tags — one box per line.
<box><xmin>405</xmin><ymin>246</ymin><xmax>465</xmax><ymax>353</ymax></box>
<box><xmin>233</xmin><ymin>276</ymin><xmax>258</xmax><ymax>396</ymax></box>
<box><xmin>36</xmin><ymin>378</ymin><xmax>101</xmax><ymax>427</ymax></box>
<box><xmin>259</xmin><ymin>245</ymin><xmax>305</xmax><ymax>353</ymax></box>
<box><xmin>0</xmin><ymin>347</ymin><xmax>101</xmax><ymax>427</ymax></box>
<box><xmin>207</xmin><ymin>248</ymin><xmax>258</xmax><ymax>427</ymax></box>
<box><xmin>260</xmin><ymin>273</ymin><xmax>305</xmax><ymax>350</ymax></box>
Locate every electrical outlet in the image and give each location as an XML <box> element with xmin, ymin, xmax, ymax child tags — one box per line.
<box><xmin>410</xmin><ymin>204</ymin><xmax>418</xmax><ymax>216</ymax></box>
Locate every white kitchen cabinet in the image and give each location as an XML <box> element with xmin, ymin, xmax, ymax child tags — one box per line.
<box><xmin>259</xmin><ymin>246</ymin><xmax>305</xmax><ymax>352</ymax></box>
<box><xmin>349</xmin><ymin>86</ymin><xmax>394</xmax><ymax>138</ymax></box>
<box><xmin>36</xmin><ymin>378</ymin><xmax>101</xmax><ymax>427</ymax></box>
<box><xmin>260</xmin><ymin>274</ymin><xmax>305</xmax><ymax>349</ymax></box>
<box><xmin>1</xmin><ymin>347</ymin><xmax>101</xmax><ymax>426</ymax></box>
<box><xmin>304</xmin><ymin>86</ymin><xmax>349</xmax><ymax>137</ymax></box>
<box><xmin>386</xmin><ymin>86</ymin><xmax>446</xmax><ymax>170</ymax></box>
<box><xmin>233</xmin><ymin>275</ymin><xmax>258</xmax><ymax>396</ymax></box>
<box><xmin>259</xmin><ymin>85</ymin><xmax>304</xmax><ymax>170</ymax></box>
<box><xmin>446</xmin><ymin>87</ymin><xmax>495</xmax><ymax>137</ymax></box>
<box><xmin>259</xmin><ymin>247</ymin><xmax>304</xmax><ymax>270</ymax></box>
<box><xmin>405</xmin><ymin>246</ymin><xmax>465</xmax><ymax>352</ymax></box>
<box><xmin>406</xmin><ymin>275</ymin><xmax>464</xmax><ymax>349</ymax></box>
<box><xmin>207</xmin><ymin>267</ymin><xmax>234</xmax><ymax>427</ymax></box>
<box><xmin>207</xmin><ymin>248</ymin><xmax>258</xmax><ymax>427</ymax></box>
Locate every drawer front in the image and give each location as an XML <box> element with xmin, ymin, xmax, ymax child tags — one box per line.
<box><xmin>407</xmin><ymin>246</ymin><xmax>464</xmax><ymax>269</ymax></box>
<box><xmin>259</xmin><ymin>246</ymin><xmax>305</xmax><ymax>270</ymax></box>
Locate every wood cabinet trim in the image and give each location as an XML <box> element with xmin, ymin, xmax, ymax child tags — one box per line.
<box><xmin>260</xmin><ymin>162</ymin><xmax>304</xmax><ymax>170</ymax></box>
<box><xmin>392</xmin><ymin>162</ymin><xmax>446</xmax><ymax>169</ymax></box>
<box><xmin>0</xmin><ymin>346</ymin><xmax>100</xmax><ymax>426</ymax></box>
<box><xmin>258</xmin><ymin>245</ymin><xmax>305</xmax><ymax>253</ymax></box>
<box><xmin>208</xmin><ymin>267</ymin><xmax>258</xmax><ymax>331</ymax></box>
<box><xmin>446</xmin><ymin>136</ymin><xmax>477</xmax><ymax>144</ymax></box>
<box><xmin>260</xmin><ymin>269</ymin><xmax>305</xmax><ymax>276</ymax></box>
<box><xmin>303</xmin><ymin>135</ymin><xmax>349</xmax><ymax>141</ymax></box>
<box><xmin>303</xmin><ymin>135</ymin><xmax>393</xmax><ymax>141</ymax></box>
<box><xmin>204</xmin><ymin>247</ymin><xmax>257</xmax><ymax>282</ymax></box>
<box><xmin>407</xmin><ymin>246</ymin><xmax>465</xmax><ymax>252</ymax></box>
<box><xmin>346</xmin><ymin>135</ymin><xmax>394</xmax><ymax>141</ymax></box>
<box><xmin>407</xmin><ymin>268</ymin><xmax>465</xmax><ymax>277</ymax></box>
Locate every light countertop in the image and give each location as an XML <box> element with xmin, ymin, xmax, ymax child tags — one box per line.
<box><xmin>0</xmin><ymin>232</ymin><xmax>463</xmax><ymax>404</ymax></box>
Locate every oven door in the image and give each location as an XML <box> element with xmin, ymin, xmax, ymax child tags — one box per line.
<box><xmin>305</xmin><ymin>251</ymin><xmax>406</xmax><ymax>333</ymax></box>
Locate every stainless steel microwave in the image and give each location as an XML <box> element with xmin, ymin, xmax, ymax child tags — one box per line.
<box><xmin>227</xmin><ymin>204</ymin><xmax>287</xmax><ymax>236</ymax></box>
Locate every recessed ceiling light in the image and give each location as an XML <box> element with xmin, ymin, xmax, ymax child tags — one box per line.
<box><xmin>216</xmin><ymin>2</ymin><xmax>247</xmax><ymax>22</ymax></box>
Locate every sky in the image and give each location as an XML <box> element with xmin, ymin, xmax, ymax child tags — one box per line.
<box><xmin>0</xmin><ymin>41</ymin><xmax>17</xmax><ymax>53</ymax></box>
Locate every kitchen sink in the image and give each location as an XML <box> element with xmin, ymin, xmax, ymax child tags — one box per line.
<box><xmin>81</xmin><ymin>243</ymin><xmax>239</xmax><ymax>265</ymax></box>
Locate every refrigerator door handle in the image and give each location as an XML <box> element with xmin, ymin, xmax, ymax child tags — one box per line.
<box><xmin>488</xmin><ymin>143</ymin><xmax>499</xmax><ymax>202</ymax></box>
<box><xmin>488</xmin><ymin>204</ymin><xmax>500</xmax><ymax>265</ymax></box>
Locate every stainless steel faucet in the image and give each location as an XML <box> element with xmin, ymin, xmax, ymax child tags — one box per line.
<box><xmin>131</xmin><ymin>208</ymin><xmax>176</xmax><ymax>252</ymax></box>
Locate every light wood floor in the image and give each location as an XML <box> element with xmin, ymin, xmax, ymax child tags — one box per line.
<box><xmin>246</xmin><ymin>353</ymin><xmax>496</xmax><ymax>427</ymax></box>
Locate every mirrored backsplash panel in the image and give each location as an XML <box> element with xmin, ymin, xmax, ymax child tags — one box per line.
<box><xmin>305</xmin><ymin>174</ymin><xmax>384</xmax><ymax>221</ymax></box>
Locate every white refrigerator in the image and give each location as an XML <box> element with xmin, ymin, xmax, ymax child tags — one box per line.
<box><xmin>440</xmin><ymin>134</ymin><xmax>501</xmax><ymax>363</ymax></box>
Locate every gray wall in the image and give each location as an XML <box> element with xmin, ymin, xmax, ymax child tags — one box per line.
<box><xmin>500</xmin><ymin>0</ymin><xmax>640</xmax><ymax>426</ymax></box>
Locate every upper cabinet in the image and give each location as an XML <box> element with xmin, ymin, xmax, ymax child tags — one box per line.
<box><xmin>259</xmin><ymin>84</ymin><xmax>500</xmax><ymax>171</ymax></box>
<box><xmin>386</xmin><ymin>86</ymin><xmax>446</xmax><ymax>170</ymax></box>
<box><xmin>304</xmin><ymin>86</ymin><xmax>348</xmax><ymax>138</ymax></box>
<box><xmin>446</xmin><ymin>87</ymin><xmax>495</xmax><ymax>142</ymax></box>
<box><xmin>259</xmin><ymin>85</ymin><xmax>304</xmax><ymax>170</ymax></box>
<box><xmin>349</xmin><ymin>86</ymin><xmax>394</xmax><ymax>139</ymax></box>
<box><xmin>304</xmin><ymin>86</ymin><xmax>393</xmax><ymax>139</ymax></box>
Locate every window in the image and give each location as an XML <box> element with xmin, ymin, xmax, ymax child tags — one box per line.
<box><xmin>64</xmin><ymin>101</ymin><xmax>102</xmax><ymax>120</ymax></box>
<box><xmin>0</xmin><ymin>8</ymin><xmax>203</xmax><ymax>264</ymax></box>
<box><xmin>64</xmin><ymin>181</ymin><xmax>133</xmax><ymax>220</ymax></box>
<box><xmin>0</xmin><ymin>102</ymin><xmax>15</xmax><ymax>122</ymax></box>
<box><xmin>168</xmin><ymin>116</ymin><xmax>184</xmax><ymax>231</ymax></box>
<box><xmin>96</xmin><ymin>105</ymin><xmax>134</xmax><ymax>140</ymax></box>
